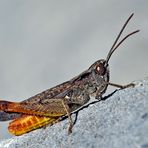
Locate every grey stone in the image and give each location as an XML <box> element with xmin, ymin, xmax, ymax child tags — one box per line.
<box><xmin>0</xmin><ymin>78</ymin><xmax>148</xmax><ymax>148</ymax></box>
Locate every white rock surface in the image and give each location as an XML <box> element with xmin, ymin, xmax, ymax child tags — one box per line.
<box><xmin>0</xmin><ymin>78</ymin><xmax>148</xmax><ymax>148</ymax></box>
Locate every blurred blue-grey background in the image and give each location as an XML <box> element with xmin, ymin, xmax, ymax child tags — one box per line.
<box><xmin>0</xmin><ymin>0</ymin><xmax>147</xmax><ymax>139</ymax></box>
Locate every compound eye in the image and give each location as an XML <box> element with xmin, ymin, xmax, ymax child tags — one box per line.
<box><xmin>96</xmin><ymin>64</ymin><xmax>106</xmax><ymax>75</ymax></box>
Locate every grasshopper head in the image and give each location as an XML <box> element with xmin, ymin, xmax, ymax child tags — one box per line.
<box><xmin>87</xmin><ymin>59</ymin><xmax>109</xmax><ymax>98</ymax></box>
<box><xmin>88</xmin><ymin>59</ymin><xmax>110</xmax><ymax>86</ymax></box>
<box><xmin>88</xmin><ymin>59</ymin><xmax>109</xmax><ymax>83</ymax></box>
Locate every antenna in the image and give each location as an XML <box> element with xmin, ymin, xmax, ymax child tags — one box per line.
<box><xmin>106</xmin><ymin>13</ymin><xmax>140</xmax><ymax>63</ymax></box>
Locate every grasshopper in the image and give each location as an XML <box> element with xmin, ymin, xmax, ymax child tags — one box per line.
<box><xmin>0</xmin><ymin>13</ymin><xmax>139</xmax><ymax>136</ymax></box>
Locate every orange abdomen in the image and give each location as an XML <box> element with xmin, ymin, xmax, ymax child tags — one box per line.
<box><xmin>8</xmin><ymin>115</ymin><xmax>59</xmax><ymax>136</ymax></box>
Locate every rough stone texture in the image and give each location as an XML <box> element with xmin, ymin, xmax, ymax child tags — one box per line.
<box><xmin>0</xmin><ymin>78</ymin><xmax>148</xmax><ymax>148</ymax></box>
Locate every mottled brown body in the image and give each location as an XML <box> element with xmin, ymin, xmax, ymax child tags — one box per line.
<box><xmin>0</xmin><ymin>14</ymin><xmax>139</xmax><ymax>135</ymax></box>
